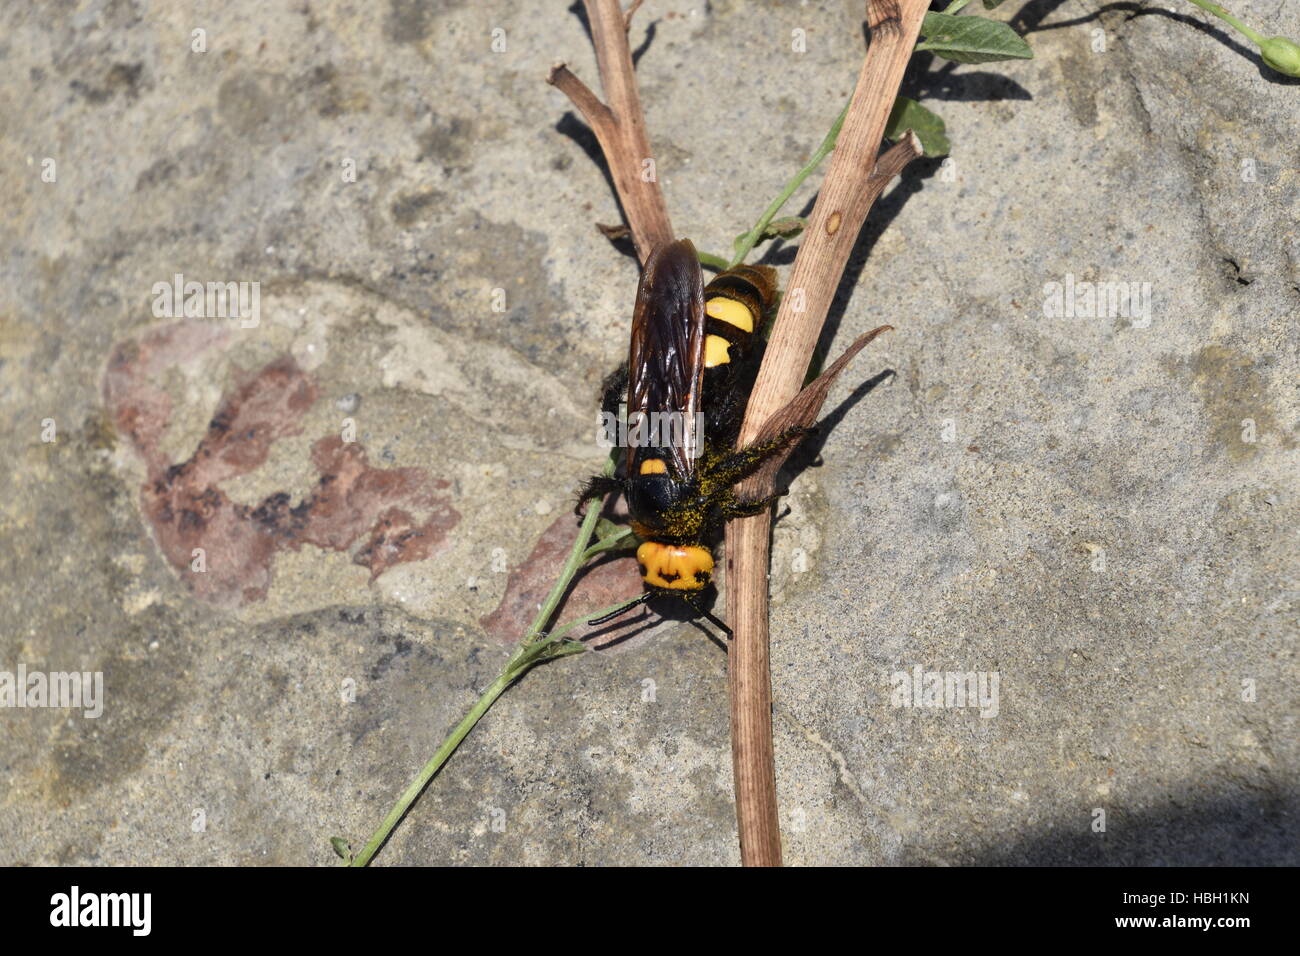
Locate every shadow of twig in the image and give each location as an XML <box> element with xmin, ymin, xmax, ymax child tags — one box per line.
<box><xmin>1010</xmin><ymin>0</ymin><xmax>1299</xmax><ymax>85</ymax></box>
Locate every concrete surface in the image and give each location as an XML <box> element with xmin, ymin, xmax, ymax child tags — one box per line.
<box><xmin>1</xmin><ymin>0</ymin><xmax>1296</xmax><ymax>865</ymax></box>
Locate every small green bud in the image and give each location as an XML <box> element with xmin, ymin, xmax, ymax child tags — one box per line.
<box><xmin>1259</xmin><ymin>36</ymin><xmax>1300</xmax><ymax>77</ymax></box>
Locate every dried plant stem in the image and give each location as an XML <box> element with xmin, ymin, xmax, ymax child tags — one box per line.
<box><xmin>547</xmin><ymin>0</ymin><xmax>673</xmax><ymax>263</ymax></box>
<box><xmin>724</xmin><ymin>0</ymin><xmax>930</xmax><ymax>868</ymax></box>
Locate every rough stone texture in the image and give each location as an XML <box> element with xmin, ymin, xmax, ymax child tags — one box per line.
<box><xmin>1</xmin><ymin>1</ymin><xmax>1295</xmax><ymax>865</ymax></box>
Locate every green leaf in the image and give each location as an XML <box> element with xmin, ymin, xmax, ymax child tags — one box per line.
<box><xmin>761</xmin><ymin>217</ymin><xmax>806</xmax><ymax>240</ymax></box>
<box><xmin>545</xmin><ymin>639</ymin><xmax>588</xmax><ymax>660</ymax></box>
<box><xmin>884</xmin><ymin>97</ymin><xmax>950</xmax><ymax>158</ymax></box>
<box><xmin>520</xmin><ymin>637</ymin><xmax>587</xmax><ymax>669</ymax></box>
<box><xmin>732</xmin><ymin>217</ymin><xmax>807</xmax><ymax>254</ymax></box>
<box><xmin>917</xmin><ymin>12</ymin><xmax>1033</xmax><ymax>63</ymax></box>
<box><xmin>588</xmin><ymin>521</ymin><xmax>635</xmax><ymax>556</ymax></box>
<box><xmin>330</xmin><ymin>836</ymin><xmax>353</xmax><ymax>863</ymax></box>
<box><xmin>983</xmin><ymin>0</ymin><xmax>1008</xmax><ymax>8</ymax></box>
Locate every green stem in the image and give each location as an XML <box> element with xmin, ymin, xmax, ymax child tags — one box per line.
<box><xmin>581</xmin><ymin>525</ymin><xmax>634</xmax><ymax>562</ymax></box>
<box><xmin>523</xmin><ymin>451</ymin><xmax>619</xmax><ymax>643</ymax></box>
<box><xmin>943</xmin><ymin>0</ymin><xmax>971</xmax><ymax>13</ymax></box>
<box><xmin>696</xmin><ymin>250</ymin><xmax>730</xmax><ymax>272</ymax></box>
<box><xmin>728</xmin><ymin>97</ymin><xmax>852</xmax><ymax>269</ymax></box>
<box><xmin>549</xmin><ymin>594</ymin><xmax>645</xmax><ymax>641</ymax></box>
<box><xmin>1181</xmin><ymin>0</ymin><xmax>1266</xmax><ymax>44</ymax></box>
<box><xmin>349</xmin><ymin>670</ymin><xmax>513</xmax><ymax>867</ymax></box>
<box><xmin>347</xmin><ymin>591</ymin><xmax>642</xmax><ymax>866</ymax></box>
<box><xmin>345</xmin><ymin>451</ymin><xmax>628</xmax><ymax>866</ymax></box>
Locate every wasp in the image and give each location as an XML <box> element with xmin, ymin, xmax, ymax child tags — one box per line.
<box><xmin>577</xmin><ymin>239</ymin><xmax>807</xmax><ymax>632</ymax></box>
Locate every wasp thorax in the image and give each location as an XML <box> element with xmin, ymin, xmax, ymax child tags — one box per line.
<box><xmin>625</xmin><ymin>474</ymin><xmax>691</xmax><ymax>531</ymax></box>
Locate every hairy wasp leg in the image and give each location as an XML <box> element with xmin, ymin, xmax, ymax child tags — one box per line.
<box><xmin>574</xmin><ymin>475</ymin><xmax>624</xmax><ymax>515</ymax></box>
<box><xmin>707</xmin><ymin>425</ymin><xmax>812</xmax><ymax>488</ymax></box>
<box><xmin>599</xmin><ymin>362</ymin><xmax>629</xmax><ymax>420</ymax></box>
<box><xmin>719</xmin><ymin>489</ymin><xmax>786</xmax><ymax>520</ymax></box>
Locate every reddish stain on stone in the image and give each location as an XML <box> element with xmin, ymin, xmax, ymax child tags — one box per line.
<box><xmin>103</xmin><ymin>322</ymin><xmax>460</xmax><ymax>606</ymax></box>
<box><xmin>478</xmin><ymin>510</ymin><xmax>645</xmax><ymax>648</ymax></box>
<box><xmin>104</xmin><ymin>321</ymin><xmax>230</xmax><ymax>473</ymax></box>
<box><xmin>285</xmin><ymin>437</ymin><xmax>458</xmax><ymax>582</ymax></box>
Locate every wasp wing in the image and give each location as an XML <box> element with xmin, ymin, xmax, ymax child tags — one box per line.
<box><xmin>626</xmin><ymin>239</ymin><xmax>705</xmax><ymax>482</ymax></box>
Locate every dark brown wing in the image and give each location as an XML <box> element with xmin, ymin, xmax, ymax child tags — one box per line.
<box><xmin>627</xmin><ymin>239</ymin><xmax>705</xmax><ymax>482</ymax></box>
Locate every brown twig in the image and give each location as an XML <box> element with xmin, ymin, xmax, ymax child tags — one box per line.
<box><xmin>724</xmin><ymin>0</ymin><xmax>930</xmax><ymax>868</ymax></box>
<box><xmin>623</xmin><ymin>0</ymin><xmax>644</xmax><ymax>31</ymax></box>
<box><xmin>547</xmin><ymin>0</ymin><xmax>673</xmax><ymax>263</ymax></box>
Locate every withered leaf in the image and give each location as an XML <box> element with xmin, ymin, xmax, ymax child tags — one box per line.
<box><xmin>745</xmin><ymin>324</ymin><xmax>893</xmax><ymax>495</ymax></box>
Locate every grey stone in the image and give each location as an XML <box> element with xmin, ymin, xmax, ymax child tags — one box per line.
<box><xmin>0</xmin><ymin>1</ymin><xmax>1295</xmax><ymax>865</ymax></box>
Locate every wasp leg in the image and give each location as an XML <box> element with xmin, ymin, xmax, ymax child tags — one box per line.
<box><xmin>575</xmin><ymin>475</ymin><xmax>624</xmax><ymax>515</ymax></box>
<box><xmin>599</xmin><ymin>363</ymin><xmax>628</xmax><ymax>420</ymax></box>
<box><xmin>593</xmin><ymin>363</ymin><xmax>631</xmax><ymax>476</ymax></box>
<box><xmin>718</xmin><ymin>489</ymin><xmax>785</xmax><ymax>520</ymax></box>
<box><xmin>704</xmin><ymin>426</ymin><xmax>811</xmax><ymax>490</ymax></box>
<box><xmin>682</xmin><ymin>591</ymin><xmax>732</xmax><ymax>639</ymax></box>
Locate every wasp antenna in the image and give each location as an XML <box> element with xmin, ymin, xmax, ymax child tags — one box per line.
<box><xmin>587</xmin><ymin>592</ymin><xmax>651</xmax><ymax>627</ymax></box>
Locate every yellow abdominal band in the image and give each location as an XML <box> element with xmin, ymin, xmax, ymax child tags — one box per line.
<box><xmin>704</xmin><ymin>296</ymin><xmax>755</xmax><ymax>368</ymax></box>
<box><xmin>637</xmin><ymin>541</ymin><xmax>714</xmax><ymax>591</ymax></box>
